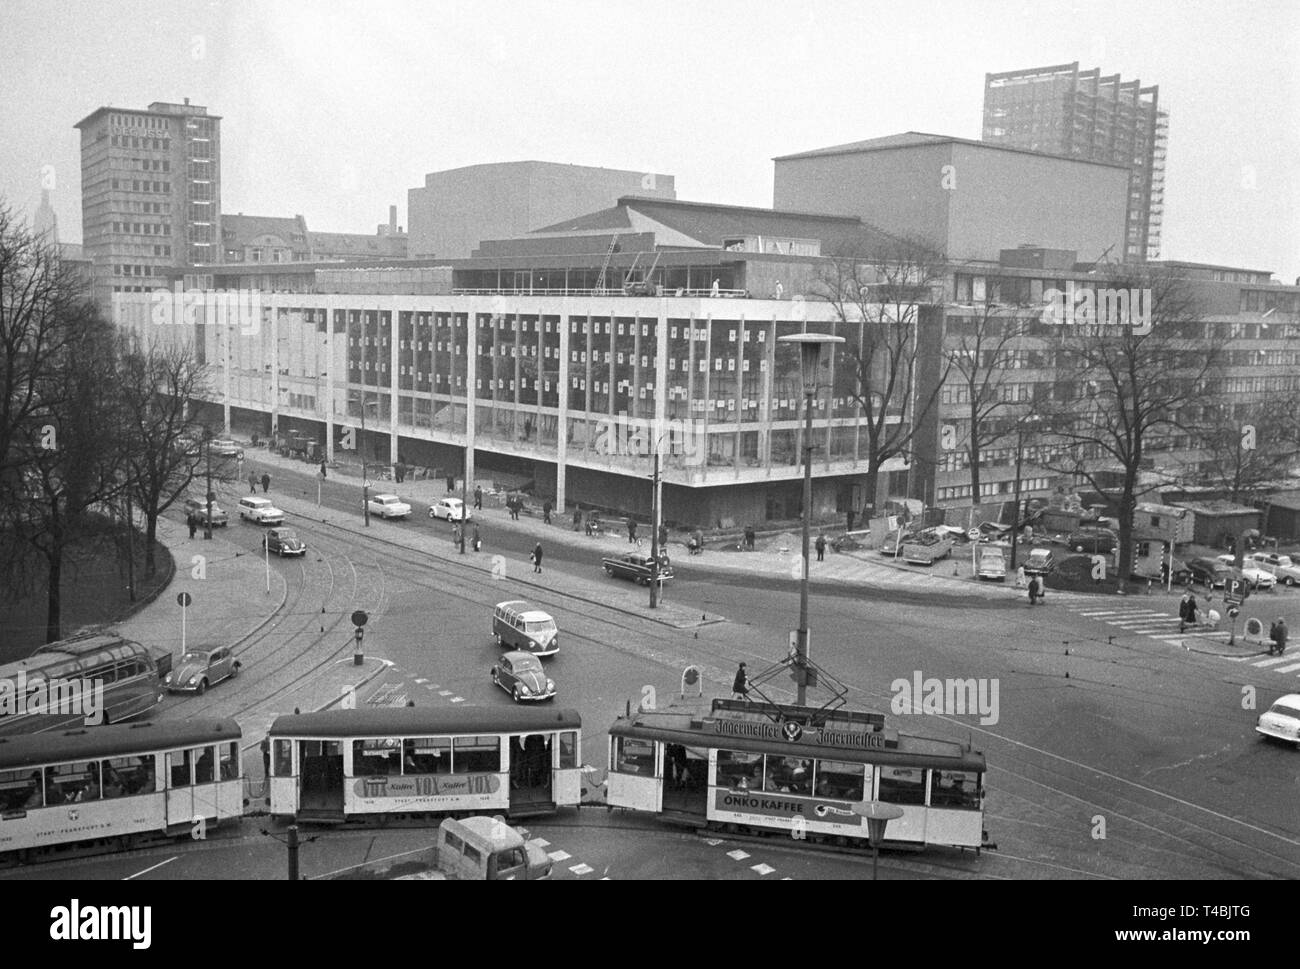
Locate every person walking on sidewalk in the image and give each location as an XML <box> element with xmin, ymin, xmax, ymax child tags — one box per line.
<box><xmin>472</xmin><ymin>523</ymin><xmax>481</xmax><ymax>552</ymax></box>
<box><xmin>1269</xmin><ymin>617</ymin><xmax>1288</xmax><ymax>656</ymax></box>
<box><xmin>627</xmin><ymin>519</ymin><xmax>638</xmax><ymax>544</ymax></box>
<box><xmin>543</xmin><ymin>499</ymin><xmax>552</xmax><ymax>525</ymax></box>
<box><xmin>1178</xmin><ymin>591</ymin><xmax>1196</xmax><ymax>633</ymax></box>
<box><xmin>815</xmin><ymin>533</ymin><xmax>826</xmax><ymax>561</ymax></box>
<box><xmin>187</xmin><ymin>514</ymin><xmax>198</xmax><ymax>539</ymax></box>
<box><xmin>473</xmin><ymin>485</ymin><xmax>482</xmax><ymax>511</ymax></box>
<box><xmin>744</xmin><ymin>524</ymin><xmax>756</xmax><ymax>551</ymax></box>
<box><xmin>249</xmin><ymin>471</ymin><xmax>258</xmax><ymax>494</ymax></box>
<box><xmin>531</xmin><ymin>542</ymin><xmax>543</xmax><ymax>573</ymax></box>
<box><xmin>261</xmin><ymin>472</ymin><xmax>271</xmax><ymax>493</ymax></box>
<box><xmin>452</xmin><ymin>522</ymin><xmax>462</xmax><ymax>547</ymax></box>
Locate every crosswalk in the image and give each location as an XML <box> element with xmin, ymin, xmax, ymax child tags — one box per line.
<box><xmin>1061</xmin><ymin>600</ymin><xmax>1300</xmax><ymax>679</ymax></box>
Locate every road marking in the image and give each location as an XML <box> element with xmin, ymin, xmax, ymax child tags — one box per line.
<box><xmin>123</xmin><ymin>856</ymin><xmax>178</xmax><ymax>880</ymax></box>
<box><xmin>548</xmin><ymin>850</ymin><xmax>571</xmax><ymax>862</ymax></box>
<box><xmin>1252</xmin><ymin>655</ymin><xmax>1298</xmax><ymax>668</ymax></box>
<box><xmin>438</xmin><ymin>690</ymin><xmax>452</xmax><ymax>696</ymax></box>
<box><xmin>1274</xmin><ymin>662</ymin><xmax>1300</xmax><ymax>673</ymax></box>
<box><xmin>451</xmin><ymin>696</ymin><xmax>464</xmax><ymax>703</ymax></box>
<box><xmin>570</xmin><ymin>863</ymin><xmax>594</xmax><ymax>875</ymax></box>
<box><xmin>751</xmin><ymin>863</ymin><xmax>776</xmax><ymax>875</ymax></box>
<box><xmin>414</xmin><ymin>678</ymin><xmax>428</xmax><ymax>684</ymax></box>
<box><xmin>726</xmin><ymin>849</ymin><xmax>751</xmax><ymax>860</ymax></box>
<box><xmin>703</xmin><ymin>838</ymin><xmax>724</xmax><ymax>846</ymax></box>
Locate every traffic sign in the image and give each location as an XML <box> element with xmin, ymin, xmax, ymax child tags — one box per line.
<box><xmin>351</xmin><ymin>610</ymin><xmax>368</xmax><ymax>627</ymax></box>
<box><xmin>177</xmin><ymin>592</ymin><xmax>192</xmax><ymax>607</ymax></box>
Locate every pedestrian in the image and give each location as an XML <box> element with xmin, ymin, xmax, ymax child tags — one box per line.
<box><xmin>744</xmin><ymin>524</ymin><xmax>756</xmax><ymax>551</ymax></box>
<box><xmin>628</xmin><ymin>519</ymin><xmax>638</xmax><ymax>544</ymax></box>
<box><xmin>658</xmin><ymin>524</ymin><xmax>669</xmax><ymax>549</ymax></box>
<box><xmin>732</xmin><ymin>662</ymin><xmax>749</xmax><ymax>701</ymax></box>
<box><xmin>447</xmin><ymin>474</ymin><xmax>455</xmax><ymax>493</ymax></box>
<box><xmin>319</xmin><ymin>460</ymin><xmax>327</xmax><ymax>478</ymax></box>
<box><xmin>846</xmin><ymin>508</ymin><xmax>856</xmax><ymax>533</ymax></box>
<box><xmin>473</xmin><ymin>523</ymin><xmax>481</xmax><ymax>552</ymax></box>
<box><xmin>710</xmin><ymin>278</ymin><xmax>720</xmax><ymax>298</ymax></box>
<box><xmin>775</xmin><ymin>280</ymin><xmax>784</xmax><ymax>300</ymax></box>
<box><xmin>815</xmin><ymin>533</ymin><xmax>826</xmax><ymax>561</ymax></box>
<box><xmin>249</xmin><ymin>471</ymin><xmax>258</xmax><ymax>494</ymax></box>
<box><xmin>452</xmin><ymin>522</ymin><xmax>462</xmax><ymax>547</ymax></box>
<box><xmin>187</xmin><ymin>514</ymin><xmax>197</xmax><ymax>539</ymax></box>
<box><xmin>573</xmin><ymin>506</ymin><xmax>582</xmax><ymax>532</ymax></box>
<box><xmin>531</xmin><ymin>542</ymin><xmax>543</xmax><ymax>573</ymax></box>
<box><xmin>1178</xmin><ymin>591</ymin><xmax>1194</xmax><ymax>633</ymax></box>
<box><xmin>473</xmin><ymin>485</ymin><xmax>483</xmax><ymax>511</ymax></box>
<box><xmin>1270</xmin><ymin>617</ymin><xmax>1288</xmax><ymax>656</ymax></box>
<box><xmin>260</xmin><ymin>737</ymin><xmax>270</xmax><ymax>780</ymax></box>
<box><xmin>1028</xmin><ymin>574</ymin><xmax>1040</xmax><ymax>605</ymax></box>
<box><xmin>261</xmin><ymin>472</ymin><xmax>270</xmax><ymax>493</ymax></box>
<box><xmin>543</xmin><ymin>499</ymin><xmax>552</xmax><ymax>525</ymax></box>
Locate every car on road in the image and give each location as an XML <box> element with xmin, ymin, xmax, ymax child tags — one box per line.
<box><xmin>238</xmin><ymin>496</ymin><xmax>285</xmax><ymax>525</ymax></box>
<box><xmin>1023</xmin><ymin>548</ymin><xmax>1056</xmax><ymax>576</ymax></box>
<box><xmin>1215</xmin><ymin>555</ymin><xmax>1276</xmax><ymax>590</ymax></box>
<box><xmin>367</xmin><ymin>494</ymin><xmax>412</xmax><ymax>519</ymax></box>
<box><xmin>1066</xmin><ymin>527</ymin><xmax>1118</xmax><ymax>554</ymax></box>
<box><xmin>183</xmin><ymin>497</ymin><xmax>228</xmax><ymax>527</ymax></box>
<box><xmin>490</xmin><ymin>651</ymin><xmax>556</xmax><ymax>703</ymax></box>
<box><xmin>210</xmin><ymin>439</ymin><xmax>244</xmax><ymax>460</ymax></box>
<box><xmin>1187</xmin><ymin>557</ymin><xmax>1233</xmax><ymax>589</ymax></box>
<box><xmin>1247</xmin><ymin>552</ymin><xmax>1300</xmax><ymax>587</ymax></box>
<box><xmin>1255</xmin><ymin>693</ymin><xmax>1300</xmax><ymax>747</ymax></box>
<box><xmin>603</xmin><ymin>551</ymin><xmax>673</xmax><ymax>585</ymax></box>
<box><xmin>164</xmin><ymin>646</ymin><xmax>241</xmax><ymax>695</ymax></box>
<box><xmin>975</xmin><ymin>545</ymin><xmax>1006</xmax><ymax>581</ymax></box>
<box><xmin>262</xmin><ymin>527</ymin><xmax>307</xmax><ymax>557</ymax></box>
<box><xmin>492</xmin><ymin>601</ymin><xmax>558</xmax><ymax>656</ymax></box>
<box><xmin>428</xmin><ymin>497</ymin><xmax>471</xmax><ymax>521</ymax></box>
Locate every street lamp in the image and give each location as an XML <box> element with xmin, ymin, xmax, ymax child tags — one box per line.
<box><xmin>351</xmin><ymin>394</ymin><xmax>379</xmax><ymax>527</ymax></box>
<box><xmin>778</xmin><ymin>332</ymin><xmax>844</xmax><ymax>705</ymax></box>
<box><xmin>1008</xmin><ymin>414</ymin><xmax>1042</xmax><ymax>572</ymax></box>
<box><xmin>648</xmin><ymin>432</ymin><xmax>671</xmax><ymax>609</ymax></box>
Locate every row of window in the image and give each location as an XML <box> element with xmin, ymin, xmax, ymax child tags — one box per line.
<box><xmin>936</xmin><ymin>477</ymin><xmax>1052</xmax><ymax>502</ymax></box>
<box><xmin>110</xmin><ymin>179</ymin><xmax>172</xmax><ymax>193</ymax></box>
<box><xmin>110</xmin><ymin>135</ymin><xmax>172</xmax><ymax>151</ymax></box>
<box><xmin>269</xmin><ymin>732</ymin><xmax>579</xmax><ymax>777</ymax></box>
<box><xmin>112</xmin><ymin>221</ymin><xmax>171</xmax><ymax>236</ymax></box>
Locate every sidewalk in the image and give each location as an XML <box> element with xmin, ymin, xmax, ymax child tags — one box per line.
<box><xmin>240</xmin><ymin>442</ymin><xmax>1028</xmax><ymax>603</ymax></box>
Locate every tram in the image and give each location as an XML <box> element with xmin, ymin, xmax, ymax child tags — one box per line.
<box><xmin>0</xmin><ymin>719</ymin><xmax>245</xmax><ymax>862</ymax></box>
<box><xmin>268</xmin><ymin>706</ymin><xmax>583</xmax><ymax>822</ymax></box>
<box><xmin>607</xmin><ymin>698</ymin><xmax>989</xmax><ymax>851</ymax></box>
<box><xmin>0</xmin><ymin>633</ymin><xmax>163</xmax><ymax>736</ymax></box>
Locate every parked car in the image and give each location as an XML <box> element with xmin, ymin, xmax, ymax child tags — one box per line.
<box><xmin>210</xmin><ymin>439</ymin><xmax>244</xmax><ymax>460</ymax></box>
<box><xmin>831</xmin><ymin>530</ymin><xmax>870</xmax><ymax>553</ymax></box>
<box><xmin>1023</xmin><ymin>548</ymin><xmax>1056</xmax><ymax>576</ymax></box>
<box><xmin>1255</xmin><ymin>693</ymin><xmax>1300</xmax><ymax>747</ymax></box>
<box><xmin>262</xmin><ymin>527</ymin><xmax>307</xmax><ymax>557</ymax></box>
<box><xmin>428</xmin><ymin>497</ymin><xmax>471</xmax><ymax>521</ymax></box>
<box><xmin>238</xmin><ymin>496</ymin><xmax>285</xmax><ymax>525</ymax></box>
<box><xmin>164</xmin><ymin>646</ymin><xmax>241</xmax><ymax>695</ymax></box>
<box><xmin>1066</xmin><ymin>527</ymin><xmax>1118</xmax><ymax>554</ymax></box>
<box><xmin>490</xmin><ymin>651</ymin><xmax>556</xmax><ymax>703</ymax></box>
<box><xmin>975</xmin><ymin>545</ymin><xmax>1006</xmax><ymax>581</ymax></box>
<box><xmin>183</xmin><ymin>497</ymin><xmax>228</xmax><ymax>527</ymax></box>
<box><xmin>1187</xmin><ymin>557</ymin><xmax>1234</xmax><ymax>589</ymax></box>
<box><xmin>603</xmin><ymin>552</ymin><xmax>673</xmax><ymax>585</ymax></box>
<box><xmin>879</xmin><ymin>529</ymin><xmax>914</xmax><ymax>556</ymax></box>
<box><xmin>1248</xmin><ymin>552</ymin><xmax>1300</xmax><ymax>587</ymax></box>
<box><xmin>366</xmin><ymin>493</ymin><xmax>411</xmax><ymax>519</ymax></box>
<box><xmin>1215</xmin><ymin>555</ymin><xmax>1276</xmax><ymax>590</ymax></box>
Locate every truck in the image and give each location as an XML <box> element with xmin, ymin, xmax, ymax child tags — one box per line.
<box><xmin>975</xmin><ymin>545</ymin><xmax>1007</xmax><ymax>581</ymax></box>
<box><xmin>326</xmin><ymin>816</ymin><xmax>553</xmax><ymax>880</ymax></box>
<box><xmin>902</xmin><ymin>530</ymin><xmax>954</xmax><ymax>565</ymax></box>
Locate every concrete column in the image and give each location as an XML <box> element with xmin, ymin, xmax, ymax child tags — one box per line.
<box><xmin>222</xmin><ymin>324</ymin><xmax>231</xmax><ymax>436</ymax></box>
<box><xmin>556</xmin><ymin>311</ymin><xmax>570</xmax><ymax>511</ymax></box>
<box><xmin>325</xmin><ymin>298</ymin><xmax>335</xmax><ymax>462</ymax></box>
<box><xmin>464</xmin><ymin>302</ymin><xmax>477</xmax><ymax>487</ymax></box>
<box><xmin>270</xmin><ymin>307</ymin><xmax>279</xmax><ymax>438</ymax></box>
<box><xmin>388</xmin><ymin>303</ymin><xmax>398</xmax><ymax>473</ymax></box>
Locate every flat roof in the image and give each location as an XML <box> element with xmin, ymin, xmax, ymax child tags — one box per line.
<box><xmin>773</xmin><ymin>130</ymin><xmax>1129</xmax><ymax>171</ymax></box>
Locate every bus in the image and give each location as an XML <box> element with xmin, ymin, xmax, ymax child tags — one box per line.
<box><xmin>0</xmin><ymin>718</ymin><xmax>244</xmax><ymax>863</ymax></box>
<box><xmin>0</xmin><ymin>634</ymin><xmax>163</xmax><ymax>736</ymax></box>
<box><xmin>607</xmin><ymin>697</ymin><xmax>990</xmax><ymax>852</ymax></box>
<box><xmin>268</xmin><ymin>706</ymin><xmax>583</xmax><ymax>822</ymax></box>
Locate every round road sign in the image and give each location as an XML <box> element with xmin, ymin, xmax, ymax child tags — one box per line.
<box><xmin>177</xmin><ymin>592</ymin><xmax>192</xmax><ymax>607</ymax></box>
<box><xmin>351</xmin><ymin>610</ymin><xmax>368</xmax><ymax>627</ymax></box>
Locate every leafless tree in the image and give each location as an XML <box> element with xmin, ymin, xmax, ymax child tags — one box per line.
<box><xmin>813</xmin><ymin>238</ymin><xmax>951</xmax><ymax>518</ymax></box>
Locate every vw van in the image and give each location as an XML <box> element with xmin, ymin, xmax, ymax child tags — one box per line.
<box><xmin>492</xmin><ymin>601</ymin><xmax>559</xmax><ymax>657</ymax></box>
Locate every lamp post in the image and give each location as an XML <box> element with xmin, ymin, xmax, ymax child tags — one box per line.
<box><xmin>778</xmin><ymin>333</ymin><xmax>844</xmax><ymax>705</ymax></box>
<box><xmin>1008</xmin><ymin>414</ymin><xmax>1040</xmax><ymax>572</ymax></box>
<box><xmin>649</xmin><ymin>435</ymin><xmax>669</xmax><ymax>608</ymax></box>
<box><xmin>352</xmin><ymin>394</ymin><xmax>378</xmax><ymax>527</ymax></box>
<box><xmin>203</xmin><ymin>426</ymin><xmax>214</xmax><ymax>540</ymax></box>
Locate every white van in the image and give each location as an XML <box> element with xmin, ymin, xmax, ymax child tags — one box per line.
<box><xmin>492</xmin><ymin>601</ymin><xmax>558</xmax><ymax>657</ymax></box>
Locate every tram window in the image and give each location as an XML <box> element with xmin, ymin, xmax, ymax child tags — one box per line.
<box><xmin>716</xmin><ymin>749</ymin><xmax>762</xmax><ymax>790</ymax></box>
<box><xmin>614</xmin><ymin>737</ymin><xmax>655</xmax><ymax>775</ymax></box>
<box><xmin>193</xmin><ymin>746</ymin><xmax>216</xmax><ymax>784</ymax></box>
<box><xmin>169</xmin><ymin>749</ymin><xmax>192</xmax><ymax>788</ymax></box>
<box><xmin>877</xmin><ymin>765</ymin><xmax>926</xmax><ymax>805</ymax></box>
<box><xmin>219</xmin><ymin>742</ymin><xmax>239</xmax><ymax>781</ymax></box>
<box><xmin>812</xmin><ymin>760</ymin><xmax>865</xmax><ymax>801</ymax></box>
<box><xmin>0</xmin><ymin>768</ymin><xmax>42</xmax><ymax>811</ymax></box>
<box><xmin>403</xmin><ymin>737</ymin><xmax>450</xmax><ymax>774</ymax></box>
<box><xmin>273</xmin><ymin>740</ymin><xmax>292</xmax><ymax>776</ymax></box>
<box><xmin>45</xmin><ymin>761</ymin><xmax>101</xmax><ymax>803</ymax></box>
<box><xmin>101</xmin><ymin>755</ymin><xmax>153</xmax><ymax>797</ymax></box>
<box><xmin>929</xmin><ymin>770</ymin><xmax>981</xmax><ymax>810</ymax></box>
<box><xmin>558</xmin><ymin>731</ymin><xmax>578</xmax><ymax>770</ymax></box>
<box><xmin>353</xmin><ymin>739</ymin><xmax>401</xmax><ymax>775</ymax></box>
<box><xmin>452</xmin><ymin>736</ymin><xmax>501</xmax><ymax>773</ymax></box>
<box><xmin>762</xmin><ymin>756</ymin><xmax>811</xmax><ymax>794</ymax></box>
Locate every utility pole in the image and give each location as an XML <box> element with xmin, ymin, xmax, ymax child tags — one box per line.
<box><xmin>204</xmin><ymin>429</ymin><xmax>214</xmax><ymax>540</ymax></box>
<box><xmin>124</xmin><ymin>492</ymin><xmax>135</xmax><ymax>601</ymax></box>
<box><xmin>650</xmin><ymin>448</ymin><xmax>661</xmax><ymax>608</ymax></box>
<box><xmin>460</xmin><ymin>450</ymin><xmax>468</xmax><ymax>554</ymax></box>
<box><xmin>361</xmin><ymin>396</ymin><xmax>370</xmax><ymax>527</ymax></box>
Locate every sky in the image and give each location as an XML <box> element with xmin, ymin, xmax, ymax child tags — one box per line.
<box><xmin>1</xmin><ymin>0</ymin><xmax>1297</xmax><ymax>280</ymax></box>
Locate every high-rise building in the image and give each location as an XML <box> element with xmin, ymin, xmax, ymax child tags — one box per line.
<box><xmin>982</xmin><ymin>63</ymin><xmax>1167</xmax><ymax>261</ymax></box>
<box><xmin>75</xmin><ymin>99</ymin><xmax>221</xmax><ymax>308</ymax></box>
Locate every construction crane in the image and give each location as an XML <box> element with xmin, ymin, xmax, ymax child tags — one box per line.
<box><xmin>593</xmin><ymin>236</ymin><xmax>619</xmax><ymax>295</ymax></box>
<box><xmin>623</xmin><ymin>250</ymin><xmax>661</xmax><ymax>296</ymax></box>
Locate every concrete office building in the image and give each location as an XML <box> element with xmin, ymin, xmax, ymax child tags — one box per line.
<box><xmin>221</xmin><ymin>206</ymin><xmax>408</xmax><ymax>266</ymax></box>
<box><xmin>772</xmin><ymin>132</ymin><xmax>1129</xmax><ymax>265</ymax></box>
<box><xmin>407</xmin><ymin>161</ymin><xmax>676</xmax><ymax>259</ymax></box>
<box><xmin>982</xmin><ymin>63</ymin><xmax>1168</xmax><ymax>261</ymax></box>
<box><xmin>76</xmin><ymin>99</ymin><xmax>221</xmax><ymax>309</ymax></box>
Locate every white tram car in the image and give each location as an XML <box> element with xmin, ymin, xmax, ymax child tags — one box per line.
<box><xmin>607</xmin><ymin>698</ymin><xmax>989</xmax><ymax>851</ymax></box>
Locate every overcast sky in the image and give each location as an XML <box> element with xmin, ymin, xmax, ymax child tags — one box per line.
<box><xmin>2</xmin><ymin>0</ymin><xmax>1296</xmax><ymax>279</ymax></box>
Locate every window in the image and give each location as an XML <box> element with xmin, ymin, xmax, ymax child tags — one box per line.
<box><xmin>813</xmin><ymin>759</ymin><xmax>866</xmax><ymax>800</ymax></box>
<box><xmin>764</xmin><ymin>755</ymin><xmax>812</xmax><ymax>794</ymax></box>
<box><xmin>168</xmin><ymin>749</ymin><xmax>192</xmax><ymax>788</ymax></box>
<box><xmin>614</xmin><ymin>736</ymin><xmax>656</xmax><ymax>775</ymax></box>
<box><xmin>452</xmin><ymin>736</ymin><xmax>500</xmax><ymax>773</ymax></box>
<box><xmin>353</xmin><ymin>739</ymin><xmax>401</xmax><ymax>775</ymax></box>
<box><xmin>716</xmin><ymin>749</ymin><xmax>763</xmax><ymax>790</ymax></box>
<box><xmin>193</xmin><ymin>745</ymin><xmax>216</xmax><ymax>784</ymax></box>
<box><xmin>99</xmin><ymin>755</ymin><xmax>155</xmax><ymax>798</ymax></box>
<box><xmin>929</xmin><ymin>770</ymin><xmax>981</xmax><ymax>810</ymax></box>
<box><xmin>0</xmin><ymin>768</ymin><xmax>43</xmax><ymax>811</ymax></box>
<box><xmin>219</xmin><ymin>742</ymin><xmax>239</xmax><ymax>781</ymax></box>
<box><xmin>877</xmin><ymin>765</ymin><xmax>926</xmax><ymax>805</ymax></box>
<box><xmin>559</xmin><ymin>731</ymin><xmax>578</xmax><ymax>769</ymax></box>
<box><xmin>403</xmin><ymin>737</ymin><xmax>451</xmax><ymax>774</ymax></box>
